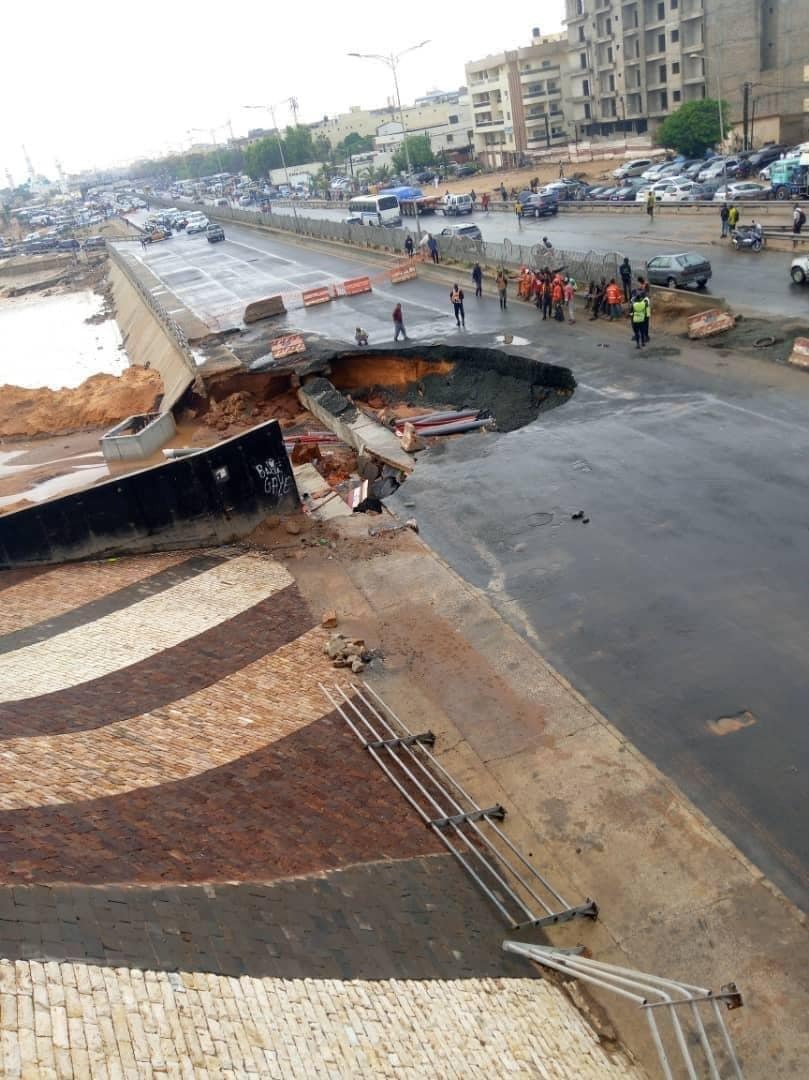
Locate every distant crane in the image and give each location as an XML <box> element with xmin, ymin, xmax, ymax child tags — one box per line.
<box><xmin>289</xmin><ymin>97</ymin><xmax>300</xmax><ymax>127</ymax></box>
<box><xmin>21</xmin><ymin>144</ymin><xmax>35</xmax><ymax>184</ymax></box>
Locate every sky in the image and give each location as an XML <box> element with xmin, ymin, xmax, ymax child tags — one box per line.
<box><xmin>0</xmin><ymin>1</ymin><xmax>565</xmax><ymax>181</ymax></box>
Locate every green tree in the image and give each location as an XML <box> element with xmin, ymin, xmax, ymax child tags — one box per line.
<box><xmin>313</xmin><ymin>134</ymin><xmax>332</xmax><ymax>162</ymax></box>
<box><xmin>654</xmin><ymin>99</ymin><xmax>730</xmax><ymax>158</ymax></box>
<box><xmin>283</xmin><ymin>125</ymin><xmax>315</xmax><ymax>165</ymax></box>
<box><xmin>338</xmin><ymin>131</ymin><xmax>374</xmax><ymax>156</ymax></box>
<box><xmin>391</xmin><ymin>135</ymin><xmax>434</xmax><ymax>173</ymax></box>
<box><xmin>245</xmin><ymin>137</ymin><xmax>283</xmax><ymax>180</ymax></box>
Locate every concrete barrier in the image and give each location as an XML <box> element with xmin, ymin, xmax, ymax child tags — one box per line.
<box><xmin>787</xmin><ymin>337</ymin><xmax>809</xmax><ymax>371</ymax></box>
<box><xmin>244</xmin><ymin>295</ymin><xmax>286</xmax><ymax>323</ymax></box>
<box><xmin>302</xmin><ymin>286</ymin><xmax>332</xmax><ymax>307</ymax></box>
<box><xmin>0</xmin><ymin>420</ymin><xmax>298</xmax><ymax>568</ymax></box>
<box><xmin>341</xmin><ymin>276</ymin><xmax>372</xmax><ymax>296</ymax></box>
<box><xmin>100</xmin><ymin>411</ymin><xmax>177</xmax><ymax>461</ymax></box>
<box><xmin>687</xmin><ymin>309</ymin><xmax>736</xmax><ymax>339</ymax></box>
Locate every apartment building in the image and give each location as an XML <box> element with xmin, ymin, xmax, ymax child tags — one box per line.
<box><xmin>465</xmin><ymin>31</ymin><xmax>569</xmax><ymax>168</ymax></box>
<box><xmin>308</xmin><ymin>92</ymin><xmax>471</xmax><ymax>154</ymax></box>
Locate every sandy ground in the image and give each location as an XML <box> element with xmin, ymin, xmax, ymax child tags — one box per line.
<box><xmin>440</xmin><ymin>161</ymin><xmax>619</xmax><ymax>199</ymax></box>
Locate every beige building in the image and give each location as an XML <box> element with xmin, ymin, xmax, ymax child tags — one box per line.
<box><xmin>465</xmin><ymin>31</ymin><xmax>568</xmax><ymax>168</ymax></box>
<box><xmin>308</xmin><ymin>93</ymin><xmax>472</xmax><ymax>157</ymax></box>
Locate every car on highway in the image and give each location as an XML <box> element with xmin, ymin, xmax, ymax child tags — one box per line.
<box><xmin>646</xmin><ymin>251</ymin><xmax>712</xmax><ymax>289</ymax></box>
<box><xmin>143</xmin><ymin>228</ymin><xmax>171</xmax><ymax>244</ymax></box>
<box><xmin>517</xmin><ymin>191</ymin><xmax>559</xmax><ymax>217</ymax></box>
<box><xmin>612</xmin><ymin>158</ymin><xmax>654</xmax><ymax>180</ymax></box>
<box><xmin>186</xmin><ymin>216</ymin><xmax>209</xmax><ymax>234</ymax></box>
<box><xmin>790</xmin><ymin>255</ymin><xmax>809</xmax><ymax>284</ymax></box>
<box><xmin>438</xmin><ymin>223</ymin><xmax>482</xmax><ymax>242</ymax></box>
<box><xmin>206</xmin><ymin>223</ymin><xmax>225</xmax><ymax>243</ymax></box>
<box><xmin>540</xmin><ymin>179</ymin><xmax>587</xmax><ymax>201</ymax></box>
<box><xmin>712</xmin><ymin>181</ymin><xmax>771</xmax><ymax>202</ymax></box>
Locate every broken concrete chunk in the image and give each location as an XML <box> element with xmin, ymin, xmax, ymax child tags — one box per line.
<box><xmin>321</xmin><ymin>610</ymin><xmax>338</xmax><ymax>629</ymax></box>
<box><xmin>400</xmin><ymin>422</ymin><xmax>426</xmax><ymax>453</ymax></box>
<box><xmin>284</xmin><ymin>520</ymin><xmax>302</xmax><ymax>535</ymax></box>
<box><xmin>350</xmin><ymin>657</ymin><xmax>365</xmax><ymax>674</ymax></box>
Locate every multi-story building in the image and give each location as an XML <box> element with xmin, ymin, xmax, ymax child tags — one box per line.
<box><xmin>308</xmin><ymin>93</ymin><xmax>472</xmax><ymax>156</ymax></box>
<box><xmin>465</xmin><ymin>31</ymin><xmax>568</xmax><ymax>168</ymax></box>
<box><xmin>563</xmin><ymin>0</ymin><xmax>808</xmax><ymax>150</ymax></box>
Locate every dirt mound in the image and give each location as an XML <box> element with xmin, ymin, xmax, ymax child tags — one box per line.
<box><xmin>0</xmin><ymin>366</ymin><xmax>163</xmax><ymax>438</ymax></box>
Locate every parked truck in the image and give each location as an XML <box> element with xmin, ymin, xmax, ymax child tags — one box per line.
<box><xmin>378</xmin><ymin>186</ymin><xmax>442</xmax><ymax>217</ymax></box>
<box><xmin>769</xmin><ymin>156</ymin><xmax>809</xmax><ymax>200</ymax></box>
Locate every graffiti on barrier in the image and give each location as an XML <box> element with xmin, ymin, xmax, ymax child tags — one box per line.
<box><xmin>255</xmin><ymin>458</ymin><xmax>292</xmax><ymax>497</ymax></box>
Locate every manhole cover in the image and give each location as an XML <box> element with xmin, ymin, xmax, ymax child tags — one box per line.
<box><xmin>527</xmin><ymin>512</ymin><xmax>553</xmax><ymax>527</ymax></box>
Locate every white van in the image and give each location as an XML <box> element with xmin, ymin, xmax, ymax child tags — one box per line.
<box><xmin>442</xmin><ymin>193</ymin><xmax>474</xmax><ymax>216</ymax></box>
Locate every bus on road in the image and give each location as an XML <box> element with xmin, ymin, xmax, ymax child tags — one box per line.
<box><xmin>347</xmin><ymin>194</ymin><xmax>401</xmax><ymax>227</ymax></box>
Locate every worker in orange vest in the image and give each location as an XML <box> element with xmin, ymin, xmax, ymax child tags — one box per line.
<box><xmin>605</xmin><ymin>278</ymin><xmax>624</xmax><ymax>320</ymax></box>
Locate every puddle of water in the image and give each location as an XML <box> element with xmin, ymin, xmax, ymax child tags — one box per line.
<box><xmin>0</xmin><ymin>290</ymin><xmax>124</xmax><ymax>390</ymax></box>
<box><xmin>494</xmin><ymin>335</ymin><xmax>530</xmax><ymax>346</ymax></box>
<box><xmin>0</xmin><ymin>464</ymin><xmax>110</xmax><ymax>508</ymax></box>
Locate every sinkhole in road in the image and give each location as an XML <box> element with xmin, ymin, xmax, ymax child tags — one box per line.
<box><xmin>326</xmin><ymin>343</ymin><xmax>576</xmax><ymax>433</ymax></box>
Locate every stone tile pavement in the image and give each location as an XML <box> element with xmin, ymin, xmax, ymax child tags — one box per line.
<box><xmin>0</xmin><ymin>547</ymin><xmax>645</xmax><ymax>1077</ymax></box>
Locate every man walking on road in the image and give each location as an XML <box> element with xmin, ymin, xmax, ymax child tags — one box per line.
<box><xmin>727</xmin><ymin>203</ymin><xmax>739</xmax><ymax>236</ymax></box>
<box><xmin>405</xmin><ymin>234</ymin><xmax>414</xmax><ymax>258</ymax></box>
<box><xmin>392</xmin><ymin>303</ymin><xmax>408</xmax><ymax>341</ymax></box>
<box><xmin>515</xmin><ymin>201</ymin><xmax>523</xmax><ymax>229</ymax></box>
<box><xmin>720</xmin><ymin>204</ymin><xmax>730</xmax><ymax>238</ymax></box>
<box><xmin>564</xmin><ymin>277</ymin><xmax>576</xmax><ymax>324</ymax></box>
<box><xmin>426</xmin><ymin>234</ymin><xmax>439</xmax><ymax>264</ymax></box>
<box><xmin>450</xmin><ymin>284</ymin><xmax>466</xmax><ymax>328</ymax></box>
<box><xmin>472</xmin><ymin>262</ymin><xmax>483</xmax><ymax>297</ymax></box>
<box><xmin>794</xmin><ymin>205</ymin><xmax>806</xmax><ymax>235</ymax></box>
<box><xmin>630</xmin><ymin>291</ymin><xmax>650</xmax><ymax>349</ymax></box>
<box><xmin>481</xmin><ymin>192</ymin><xmax>490</xmax><ymax>213</ymax></box>
<box><xmin>646</xmin><ymin>190</ymin><xmax>655</xmax><ymax>221</ymax></box>
<box><xmin>496</xmin><ymin>269</ymin><xmax>508</xmax><ymax>310</ymax></box>
<box><xmin>619</xmin><ymin>257</ymin><xmax>632</xmax><ymax>301</ymax></box>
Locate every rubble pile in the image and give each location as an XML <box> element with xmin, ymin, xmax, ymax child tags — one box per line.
<box><xmin>323</xmin><ymin>631</ymin><xmax>376</xmax><ymax>674</ymax></box>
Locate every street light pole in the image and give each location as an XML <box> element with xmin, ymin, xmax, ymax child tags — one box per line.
<box><xmin>243</xmin><ymin>102</ymin><xmax>299</xmax><ymax>230</ymax></box>
<box><xmin>348</xmin><ymin>42</ymin><xmax>430</xmax><ymax>239</ymax></box>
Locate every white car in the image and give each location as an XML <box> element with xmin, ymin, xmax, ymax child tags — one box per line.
<box><xmin>640</xmin><ymin>162</ymin><xmax>675</xmax><ymax>181</ymax></box>
<box><xmin>791</xmin><ymin>255</ymin><xmax>809</xmax><ymax>285</ymax></box>
<box><xmin>712</xmin><ymin>182</ymin><xmax>770</xmax><ymax>203</ymax></box>
<box><xmin>612</xmin><ymin>158</ymin><xmax>654</xmax><ymax>179</ymax></box>
<box><xmin>186</xmin><ymin>217</ymin><xmax>209</xmax><ymax>234</ymax></box>
<box><xmin>634</xmin><ymin>179</ymin><xmax>681</xmax><ymax>202</ymax></box>
<box><xmin>659</xmin><ymin>181</ymin><xmax>708</xmax><ymax>203</ymax></box>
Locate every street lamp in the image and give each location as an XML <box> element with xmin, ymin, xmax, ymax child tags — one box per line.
<box><xmin>243</xmin><ymin>101</ymin><xmax>299</xmax><ymax>229</ymax></box>
<box><xmin>348</xmin><ymin>41</ymin><xmax>430</xmax><ymax>238</ymax></box>
<box><xmin>689</xmin><ymin>52</ymin><xmax>724</xmax><ymax>147</ymax></box>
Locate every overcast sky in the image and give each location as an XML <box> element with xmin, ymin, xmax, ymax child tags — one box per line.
<box><xmin>0</xmin><ymin>2</ymin><xmax>565</xmax><ymax>181</ymax></box>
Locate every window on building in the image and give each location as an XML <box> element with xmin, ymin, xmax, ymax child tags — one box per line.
<box><xmin>658</xmin><ymin>34</ymin><xmax>666</xmax><ymax>51</ymax></box>
<box><xmin>578</xmin><ymin>25</ymin><xmax>585</xmax><ymax>41</ymax></box>
<box><xmin>657</xmin><ymin>2</ymin><xmax>665</xmax><ymax>19</ymax></box>
<box><xmin>609</xmin><ymin>74</ymin><xmax>615</xmax><ymax>90</ymax></box>
<box><xmin>449</xmin><ymin>115</ymin><xmax>459</xmax><ymax>124</ymax></box>
<box><xmin>659</xmin><ymin>64</ymin><xmax>667</xmax><ymax>82</ymax></box>
<box><xmin>580</xmin><ymin>52</ymin><xmax>588</xmax><ymax>69</ymax></box>
<box><xmin>583</xmin><ymin>78</ymin><xmax>590</xmax><ymax>95</ymax></box>
<box><xmin>542</xmin><ymin>59</ymin><xmax>552</xmax><ymax>67</ymax></box>
<box><xmin>584</xmin><ymin>103</ymin><xmax>592</xmax><ymax>118</ymax></box>
<box><xmin>671</xmin><ymin>0</ymin><xmax>678</xmax><ymax>7</ymax></box>
<box><xmin>672</xmin><ymin>61</ymin><xmax>680</xmax><ymax>73</ymax></box>
<box><xmin>446</xmin><ymin>134</ymin><xmax>454</xmax><ymax>143</ymax></box>
<box><xmin>660</xmin><ymin>91</ymin><xmax>668</xmax><ymax>109</ymax></box>
<box><xmin>606</xmin><ymin>17</ymin><xmax>611</xmax><ymax>33</ymax></box>
<box><xmin>576</xmin><ymin>0</ymin><xmax>584</xmax><ymax>13</ymax></box>
<box><xmin>547</xmin><ymin>81</ymin><xmax>558</xmax><ymax>91</ymax></box>
<box><xmin>673</xmin><ymin>90</ymin><xmax>681</xmax><ymax>102</ymax></box>
<box><xmin>635</xmin><ymin>40</ymin><xmax>640</xmax><ymax>57</ymax></box>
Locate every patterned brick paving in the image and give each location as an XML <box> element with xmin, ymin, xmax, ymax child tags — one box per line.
<box><xmin>0</xmin><ymin>583</ymin><xmax>311</xmax><ymax>740</ymax></box>
<box><xmin>0</xmin><ymin>552</ymin><xmax>192</xmax><ymax>634</ymax></box>
<box><xmin>0</xmin><ymin>630</ymin><xmax>339</xmax><ymax>809</ymax></box>
<box><xmin>0</xmin><ymin>712</ymin><xmax>444</xmax><ymax>885</ymax></box>
<box><xmin>0</xmin><ymin>555</ymin><xmax>292</xmax><ymax>701</ymax></box>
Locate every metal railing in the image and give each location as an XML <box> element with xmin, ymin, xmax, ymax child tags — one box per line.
<box><xmin>321</xmin><ymin>680</ymin><xmax>598</xmax><ymax>931</ymax></box>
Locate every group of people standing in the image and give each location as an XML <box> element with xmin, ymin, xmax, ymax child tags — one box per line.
<box><xmin>514</xmin><ymin>267</ymin><xmax>577</xmax><ymax>323</ymax></box>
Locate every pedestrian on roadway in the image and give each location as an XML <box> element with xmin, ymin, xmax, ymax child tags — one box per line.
<box><xmin>605</xmin><ymin>278</ymin><xmax>623</xmax><ymax>320</ymax></box>
<box><xmin>427</xmin><ymin>234</ymin><xmax>439</xmax><ymax>264</ymax></box>
<box><xmin>450</xmin><ymin>284</ymin><xmax>466</xmax><ymax>327</ymax></box>
<box><xmin>482</xmin><ymin>192</ymin><xmax>490</xmax><ymax>213</ymax></box>
<box><xmin>646</xmin><ymin>190</ymin><xmax>656</xmax><ymax>221</ymax></box>
<box><xmin>630</xmin><ymin>291</ymin><xmax>650</xmax><ymax>348</ymax></box>
<box><xmin>720</xmin><ymin>204</ymin><xmax>730</xmax><ymax>238</ymax></box>
<box><xmin>727</xmin><ymin>203</ymin><xmax>740</xmax><ymax>235</ymax></box>
<box><xmin>619</xmin><ymin>256</ymin><xmax>632</xmax><ymax>301</ymax></box>
<box><xmin>551</xmin><ymin>274</ymin><xmax>565</xmax><ymax>320</ymax></box>
<box><xmin>355</xmin><ymin>327</ymin><xmax>369</xmax><ymax>346</ymax></box>
<box><xmin>470</xmin><ymin>189</ymin><xmax>477</xmax><ymax>208</ymax></box>
<box><xmin>472</xmin><ymin>262</ymin><xmax>483</xmax><ymax>297</ymax></box>
<box><xmin>392</xmin><ymin>303</ymin><xmax>408</xmax><ymax>341</ymax></box>
<box><xmin>515</xmin><ymin>201</ymin><xmax>523</xmax><ymax>228</ymax></box>
<box><xmin>793</xmin><ymin>204</ymin><xmax>806</xmax><ymax>235</ymax></box>
<box><xmin>405</xmin><ymin>234</ymin><xmax>414</xmax><ymax>259</ymax></box>
<box><xmin>541</xmin><ymin>271</ymin><xmax>553</xmax><ymax>321</ymax></box>
<box><xmin>500</xmin><ymin>184</ymin><xmax>507</xmax><ymax>203</ymax></box>
<box><xmin>564</xmin><ymin>277</ymin><xmax>576</xmax><ymax>324</ymax></box>
<box><xmin>496</xmin><ymin>269</ymin><xmax>508</xmax><ymax>310</ymax></box>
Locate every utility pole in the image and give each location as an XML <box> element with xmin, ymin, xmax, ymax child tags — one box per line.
<box><xmin>289</xmin><ymin>97</ymin><xmax>300</xmax><ymax>127</ymax></box>
<box><xmin>544</xmin><ymin>114</ymin><xmax>550</xmax><ymax>149</ymax></box>
<box><xmin>742</xmin><ymin>81</ymin><xmax>751</xmax><ymax>150</ymax></box>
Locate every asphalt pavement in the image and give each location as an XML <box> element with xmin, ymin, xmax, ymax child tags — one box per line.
<box><xmin>123</xmin><ymin>219</ymin><xmax>809</xmax><ymax>911</ymax></box>
<box><xmin>266</xmin><ymin>202</ymin><xmax>809</xmax><ymax>320</ymax></box>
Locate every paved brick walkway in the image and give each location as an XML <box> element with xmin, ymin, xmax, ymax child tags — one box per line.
<box><xmin>0</xmin><ymin>549</ymin><xmax>644</xmax><ymax>1077</ymax></box>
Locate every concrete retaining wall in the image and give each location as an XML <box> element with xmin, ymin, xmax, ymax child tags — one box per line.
<box><xmin>0</xmin><ymin>420</ymin><xmax>298</xmax><ymax>568</ymax></box>
<box><xmin>108</xmin><ymin>258</ymin><xmax>197</xmax><ymax>411</ymax></box>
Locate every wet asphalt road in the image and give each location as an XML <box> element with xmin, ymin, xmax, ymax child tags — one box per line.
<box><xmin>125</xmin><ymin>220</ymin><xmax>809</xmax><ymax>911</ymax></box>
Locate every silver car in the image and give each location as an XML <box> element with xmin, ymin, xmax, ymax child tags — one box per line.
<box><xmin>645</xmin><ymin>252</ymin><xmax>712</xmax><ymax>289</ymax></box>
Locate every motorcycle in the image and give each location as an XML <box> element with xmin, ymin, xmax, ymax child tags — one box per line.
<box><xmin>732</xmin><ymin>225</ymin><xmax>765</xmax><ymax>252</ymax></box>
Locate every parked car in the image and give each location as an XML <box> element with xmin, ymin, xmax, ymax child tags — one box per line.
<box><xmin>659</xmin><ymin>181</ymin><xmax>711</xmax><ymax>203</ymax></box>
<box><xmin>745</xmin><ymin>145</ymin><xmax>788</xmax><ymax>173</ymax></box>
<box><xmin>712</xmin><ymin>181</ymin><xmax>770</xmax><ymax>202</ymax></box>
<box><xmin>612</xmin><ymin>158</ymin><xmax>654</xmax><ymax>180</ymax></box>
<box><xmin>517</xmin><ymin>191</ymin><xmax>559</xmax><ymax>217</ymax></box>
<box><xmin>610</xmin><ymin>185</ymin><xmax>641</xmax><ymax>201</ymax></box>
<box><xmin>82</xmin><ymin>237</ymin><xmax>106</xmax><ymax>251</ymax></box>
<box><xmin>142</xmin><ymin>228</ymin><xmax>171</xmax><ymax>244</ymax></box>
<box><xmin>439</xmin><ymin>223</ymin><xmax>482</xmax><ymax>241</ymax></box>
<box><xmin>57</xmin><ymin>238</ymin><xmax>80</xmax><ymax>251</ymax></box>
<box><xmin>790</xmin><ymin>255</ymin><xmax>809</xmax><ymax>285</ymax></box>
<box><xmin>186</xmin><ymin>217</ymin><xmax>209</xmax><ymax>234</ymax></box>
<box><xmin>206</xmin><ymin>223</ymin><xmax>225</xmax><ymax>243</ymax></box>
<box><xmin>540</xmin><ymin>179</ymin><xmax>587</xmax><ymax>201</ymax></box>
<box><xmin>646</xmin><ymin>252</ymin><xmax>712</xmax><ymax>289</ymax></box>
<box><xmin>697</xmin><ymin>157</ymin><xmax>743</xmax><ymax>182</ymax></box>
<box><xmin>455</xmin><ymin>163</ymin><xmax>479</xmax><ymax>177</ymax></box>
<box><xmin>641</xmin><ymin>161</ymin><xmax>676</xmax><ymax>182</ymax></box>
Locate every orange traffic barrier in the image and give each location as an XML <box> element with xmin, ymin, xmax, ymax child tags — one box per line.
<box><xmin>390</xmin><ymin>264</ymin><xmax>418</xmax><ymax>284</ymax></box>
<box><xmin>302</xmin><ymin>287</ymin><xmax>332</xmax><ymax>307</ymax></box>
<box><xmin>343</xmin><ymin>276</ymin><xmax>372</xmax><ymax>296</ymax></box>
<box><xmin>270</xmin><ymin>334</ymin><xmax>306</xmax><ymax>360</ymax></box>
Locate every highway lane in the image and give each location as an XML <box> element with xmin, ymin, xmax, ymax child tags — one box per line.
<box><xmin>266</xmin><ymin>202</ymin><xmax>809</xmax><ymax>320</ymax></box>
<box><xmin>128</xmin><ymin>222</ymin><xmax>809</xmax><ymax>909</ymax></box>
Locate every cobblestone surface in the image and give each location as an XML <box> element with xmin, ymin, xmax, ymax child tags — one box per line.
<box><xmin>0</xmin><ymin>548</ymin><xmax>644</xmax><ymax>1078</ymax></box>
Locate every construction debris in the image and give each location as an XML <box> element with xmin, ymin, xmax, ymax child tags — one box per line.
<box><xmin>323</xmin><ymin>632</ymin><xmax>376</xmax><ymax>673</ymax></box>
<box><xmin>687</xmin><ymin>309</ymin><xmax>736</xmax><ymax>340</ymax></box>
<box><xmin>400</xmin><ymin>422</ymin><xmax>426</xmax><ymax>453</ymax></box>
<box><xmin>321</xmin><ymin>610</ymin><xmax>339</xmax><ymax>629</ymax></box>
